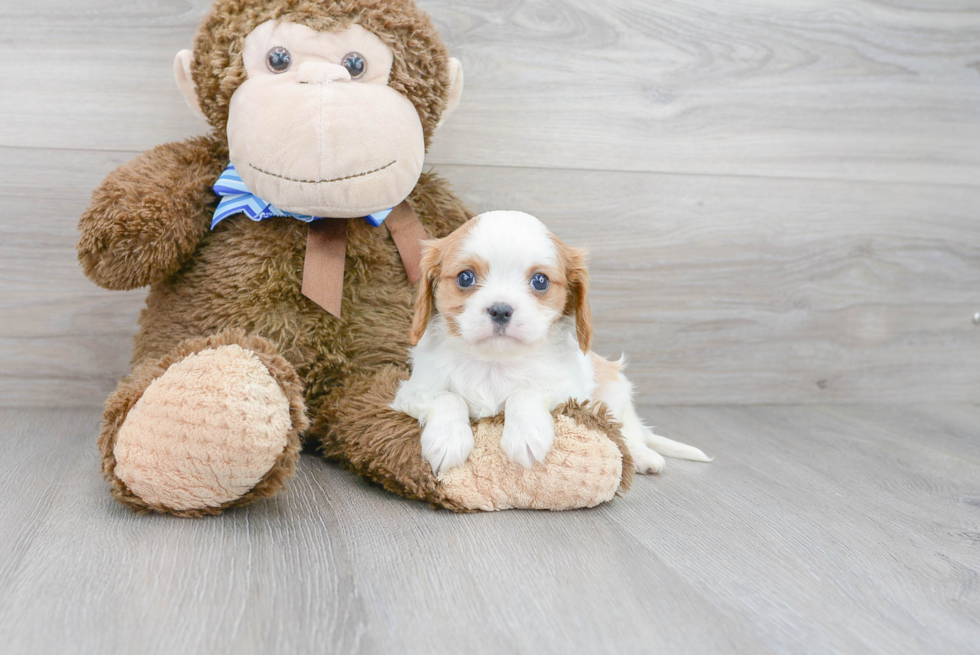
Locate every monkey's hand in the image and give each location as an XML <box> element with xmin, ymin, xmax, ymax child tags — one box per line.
<box><xmin>77</xmin><ymin>136</ymin><xmax>227</xmax><ymax>290</ymax></box>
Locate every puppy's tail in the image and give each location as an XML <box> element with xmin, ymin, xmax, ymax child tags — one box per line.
<box><xmin>644</xmin><ymin>432</ymin><xmax>713</xmax><ymax>462</ymax></box>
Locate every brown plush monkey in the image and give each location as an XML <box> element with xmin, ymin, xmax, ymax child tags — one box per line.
<box><xmin>77</xmin><ymin>0</ymin><xmax>631</xmax><ymax>517</ymax></box>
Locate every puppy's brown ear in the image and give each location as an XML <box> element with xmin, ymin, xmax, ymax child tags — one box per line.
<box><xmin>558</xmin><ymin>240</ymin><xmax>593</xmax><ymax>353</ymax></box>
<box><xmin>410</xmin><ymin>239</ymin><xmax>441</xmax><ymax>345</ymax></box>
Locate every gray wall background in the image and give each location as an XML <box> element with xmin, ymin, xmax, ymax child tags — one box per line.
<box><xmin>1</xmin><ymin>0</ymin><xmax>978</xmax><ymax>406</ymax></box>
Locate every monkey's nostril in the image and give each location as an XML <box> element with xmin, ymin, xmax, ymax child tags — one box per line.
<box><xmin>488</xmin><ymin>303</ymin><xmax>514</xmax><ymax>325</ymax></box>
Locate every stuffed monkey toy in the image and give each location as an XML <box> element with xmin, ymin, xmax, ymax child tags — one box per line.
<box><xmin>77</xmin><ymin>0</ymin><xmax>632</xmax><ymax>517</ymax></box>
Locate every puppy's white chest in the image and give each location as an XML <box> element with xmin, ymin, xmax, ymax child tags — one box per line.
<box><xmin>448</xmin><ymin>351</ymin><xmax>594</xmax><ymax>420</ymax></box>
<box><xmin>447</xmin><ymin>360</ymin><xmax>525</xmax><ymax>419</ymax></box>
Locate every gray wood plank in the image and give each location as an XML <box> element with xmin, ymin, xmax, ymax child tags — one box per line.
<box><xmin>619</xmin><ymin>403</ymin><xmax>980</xmax><ymax>655</ymax></box>
<box><xmin>0</xmin><ymin>1</ymin><xmax>978</xmax><ymax>185</ymax></box>
<box><xmin>303</xmin><ymin>458</ymin><xmax>774</xmax><ymax>654</ymax></box>
<box><xmin>447</xmin><ymin>165</ymin><xmax>980</xmax><ymax>405</ymax></box>
<box><xmin>3</xmin><ymin>147</ymin><xmax>976</xmax><ymax>406</ymax></box>
<box><xmin>0</xmin><ymin>405</ymin><xmax>978</xmax><ymax>654</ymax></box>
<box><xmin>0</xmin><ymin>408</ymin><xmax>99</xmax><ymax>591</ymax></box>
<box><xmin>0</xmin><ymin>409</ymin><xmax>372</xmax><ymax>655</ymax></box>
<box><xmin>0</xmin><ymin>148</ymin><xmax>146</xmax><ymax>406</ymax></box>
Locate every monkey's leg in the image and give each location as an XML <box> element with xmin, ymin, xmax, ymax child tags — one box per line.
<box><xmin>99</xmin><ymin>329</ymin><xmax>307</xmax><ymax>517</ymax></box>
<box><xmin>313</xmin><ymin>365</ymin><xmax>633</xmax><ymax>512</ymax></box>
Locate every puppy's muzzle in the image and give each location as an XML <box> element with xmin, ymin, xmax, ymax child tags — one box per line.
<box><xmin>488</xmin><ymin>303</ymin><xmax>513</xmax><ymax>326</ymax></box>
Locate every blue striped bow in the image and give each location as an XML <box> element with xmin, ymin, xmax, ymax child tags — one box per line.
<box><xmin>211</xmin><ymin>164</ymin><xmax>393</xmax><ymax>229</ymax></box>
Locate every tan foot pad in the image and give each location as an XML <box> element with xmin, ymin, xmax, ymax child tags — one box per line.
<box><xmin>438</xmin><ymin>414</ymin><xmax>625</xmax><ymax>512</ymax></box>
<box><xmin>113</xmin><ymin>344</ymin><xmax>292</xmax><ymax>511</ymax></box>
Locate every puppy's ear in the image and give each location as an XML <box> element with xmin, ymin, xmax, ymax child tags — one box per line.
<box><xmin>560</xmin><ymin>242</ymin><xmax>592</xmax><ymax>353</ymax></box>
<box><xmin>410</xmin><ymin>239</ymin><xmax>441</xmax><ymax>345</ymax></box>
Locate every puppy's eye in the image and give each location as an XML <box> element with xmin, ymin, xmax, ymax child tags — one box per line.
<box><xmin>267</xmin><ymin>47</ymin><xmax>292</xmax><ymax>73</ymax></box>
<box><xmin>341</xmin><ymin>52</ymin><xmax>366</xmax><ymax>79</ymax></box>
<box><xmin>531</xmin><ymin>273</ymin><xmax>550</xmax><ymax>291</ymax></box>
<box><xmin>456</xmin><ymin>270</ymin><xmax>476</xmax><ymax>288</ymax></box>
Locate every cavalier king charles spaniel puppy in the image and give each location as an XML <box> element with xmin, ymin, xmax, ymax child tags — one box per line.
<box><xmin>392</xmin><ymin>210</ymin><xmax>710</xmax><ymax>476</ymax></box>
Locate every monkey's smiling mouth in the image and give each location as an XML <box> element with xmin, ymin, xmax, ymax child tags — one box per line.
<box><xmin>249</xmin><ymin>160</ymin><xmax>396</xmax><ymax>184</ymax></box>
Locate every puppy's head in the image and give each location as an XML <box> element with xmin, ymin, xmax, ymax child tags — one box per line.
<box><xmin>410</xmin><ymin>211</ymin><xmax>592</xmax><ymax>354</ymax></box>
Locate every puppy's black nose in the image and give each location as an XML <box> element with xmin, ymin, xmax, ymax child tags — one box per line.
<box><xmin>488</xmin><ymin>303</ymin><xmax>513</xmax><ymax>325</ymax></box>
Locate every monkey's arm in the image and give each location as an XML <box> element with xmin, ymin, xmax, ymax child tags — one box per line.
<box><xmin>77</xmin><ymin>136</ymin><xmax>227</xmax><ymax>290</ymax></box>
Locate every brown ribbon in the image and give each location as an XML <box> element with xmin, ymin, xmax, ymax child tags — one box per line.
<box><xmin>301</xmin><ymin>200</ymin><xmax>427</xmax><ymax>318</ymax></box>
<box><xmin>384</xmin><ymin>201</ymin><xmax>429</xmax><ymax>285</ymax></box>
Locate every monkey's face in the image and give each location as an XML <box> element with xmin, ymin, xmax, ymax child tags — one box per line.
<box><xmin>226</xmin><ymin>20</ymin><xmax>427</xmax><ymax>218</ymax></box>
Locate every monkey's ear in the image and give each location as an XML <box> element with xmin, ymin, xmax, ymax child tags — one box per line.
<box><xmin>435</xmin><ymin>58</ymin><xmax>464</xmax><ymax>130</ymax></box>
<box><xmin>174</xmin><ymin>50</ymin><xmax>207</xmax><ymax>121</ymax></box>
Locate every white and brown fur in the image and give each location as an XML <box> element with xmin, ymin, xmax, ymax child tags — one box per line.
<box><xmin>392</xmin><ymin>210</ymin><xmax>710</xmax><ymax>476</ymax></box>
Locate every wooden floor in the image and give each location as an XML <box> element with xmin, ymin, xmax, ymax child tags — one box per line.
<box><xmin>1</xmin><ymin>404</ymin><xmax>977</xmax><ymax>654</ymax></box>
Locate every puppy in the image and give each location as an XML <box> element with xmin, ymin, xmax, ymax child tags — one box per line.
<box><xmin>392</xmin><ymin>210</ymin><xmax>710</xmax><ymax>476</ymax></box>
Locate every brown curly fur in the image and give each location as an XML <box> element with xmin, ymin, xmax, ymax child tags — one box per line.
<box><xmin>78</xmin><ymin>0</ymin><xmax>629</xmax><ymax>516</ymax></box>
<box><xmin>78</xmin><ymin>137</ymin><xmax>228</xmax><ymax>290</ymax></box>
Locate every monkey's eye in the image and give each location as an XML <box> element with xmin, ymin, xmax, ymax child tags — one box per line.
<box><xmin>456</xmin><ymin>270</ymin><xmax>476</xmax><ymax>288</ymax></box>
<box><xmin>531</xmin><ymin>273</ymin><xmax>550</xmax><ymax>291</ymax></box>
<box><xmin>341</xmin><ymin>52</ymin><xmax>366</xmax><ymax>79</ymax></box>
<box><xmin>267</xmin><ymin>47</ymin><xmax>292</xmax><ymax>73</ymax></box>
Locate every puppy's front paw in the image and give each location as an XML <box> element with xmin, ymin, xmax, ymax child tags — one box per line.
<box><xmin>500</xmin><ymin>410</ymin><xmax>555</xmax><ymax>469</ymax></box>
<box><xmin>421</xmin><ymin>419</ymin><xmax>475</xmax><ymax>477</ymax></box>
<box><xmin>631</xmin><ymin>445</ymin><xmax>666</xmax><ymax>474</ymax></box>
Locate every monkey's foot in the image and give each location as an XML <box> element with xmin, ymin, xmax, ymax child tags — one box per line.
<box><xmin>320</xmin><ymin>366</ymin><xmax>633</xmax><ymax>512</ymax></box>
<box><xmin>101</xmin><ymin>330</ymin><xmax>307</xmax><ymax>517</ymax></box>
<box><xmin>437</xmin><ymin>407</ymin><xmax>631</xmax><ymax>511</ymax></box>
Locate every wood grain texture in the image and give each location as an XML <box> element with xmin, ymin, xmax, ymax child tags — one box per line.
<box><xmin>626</xmin><ymin>403</ymin><xmax>980</xmax><ymax>654</ymax></box>
<box><xmin>0</xmin><ymin>405</ymin><xmax>977</xmax><ymax>654</ymax></box>
<box><xmin>1</xmin><ymin>0</ymin><xmax>978</xmax><ymax>406</ymax></box>
<box><xmin>2</xmin><ymin>148</ymin><xmax>977</xmax><ymax>406</ymax></box>
<box><xmin>0</xmin><ymin>148</ymin><xmax>146</xmax><ymax>406</ymax></box>
<box><xmin>445</xmin><ymin>165</ymin><xmax>980</xmax><ymax>404</ymax></box>
<box><xmin>1</xmin><ymin>0</ymin><xmax>978</xmax><ymax>184</ymax></box>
